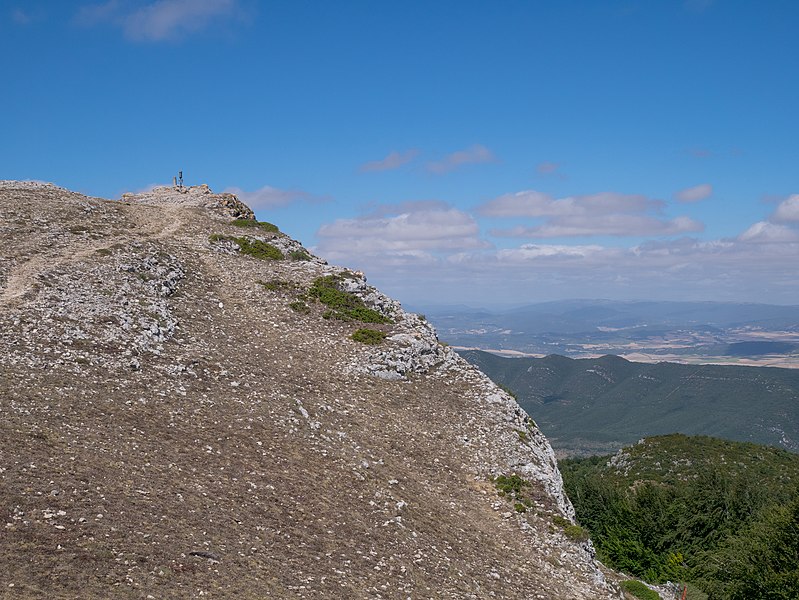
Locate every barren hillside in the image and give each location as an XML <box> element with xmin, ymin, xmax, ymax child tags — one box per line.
<box><xmin>0</xmin><ymin>181</ymin><xmax>622</xmax><ymax>599</ymax></box>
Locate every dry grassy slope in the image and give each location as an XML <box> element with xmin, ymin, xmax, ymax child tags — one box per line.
<box><xmin>0</xmin><ymin>182</ymin><xmax>623</xmax><ymax>599</ymax></box>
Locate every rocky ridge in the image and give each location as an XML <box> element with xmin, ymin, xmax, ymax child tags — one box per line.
<box><xmin>0</xmin><ymin>181</ymin><xmax>624</xmax><ymax>599</ymax></box>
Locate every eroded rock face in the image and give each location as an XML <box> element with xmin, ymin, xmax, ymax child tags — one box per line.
<box><xmin>0</xmin><ymin>181</ymin><xmax>622</xmax><ymax>599</ymax></box>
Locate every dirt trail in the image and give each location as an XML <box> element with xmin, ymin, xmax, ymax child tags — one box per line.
<box><xmin>0</xmin><ymin>204</ymin><xmax>185</xmax><ymax>308</ymax></box>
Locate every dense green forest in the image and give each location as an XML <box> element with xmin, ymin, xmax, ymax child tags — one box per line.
<box><xmin>560</xmin><ymin>435</ymin><xmax>799</xmax><ymax>599</ymax></box>
<box><xmin>460</xmin><ymin>350</ymin><xmax>799</xmax><ymax>456</ymax></box>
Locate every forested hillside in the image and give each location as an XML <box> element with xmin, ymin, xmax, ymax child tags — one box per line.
<box><xmin>561</xmin><ymin>435</ymin><xmax>799</xmax><ymax>599</ymax></box>
<box><xmin>460</xmin><ymin>350</ymin><xmax>799</xmax><ymax>456</ymax></box>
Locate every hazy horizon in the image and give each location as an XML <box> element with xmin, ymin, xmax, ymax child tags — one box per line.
<box><xmin>409</xmin><ymin>298</ymin><xmax>799</xmax><ymax>313</ymax></box>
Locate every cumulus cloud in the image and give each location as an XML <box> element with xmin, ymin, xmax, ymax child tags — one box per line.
<box><xmin>435</xmin><ymin>234</ymin><xmax>795</xmax><ymax>303</ymax></box>
<box><xmin>315</xmin><ymin>204</ymin><xmax>489</xmax><ymax>263</ymax></box>
<box><xmin>495</xmin><ymin>244</ymin><xmax>608</xmax><ymax>261</ymax></box>
<box><xmin>359</xmin><ymin>149</ymin><xmax>418</xmax><ymax>173</ymax></box>
<box><xmin>675</xmin><ymin>183</ymin><xmax>713</xmax><ymax>203</ymax></box>
<box><xmin>225</xmin><ymin>185</ymin><xmax>328</xmax><ymax>210</ymax></box>
<box><xmin>479</xmin><ymin>190</ymin><xmax>661</xmax><ymax>218</ymax></box>
<box><xmin>76</xmin><ymin>0</ymin><xmax>248</xmax><ymax>41</ymax></box>
<box><xmin>493</xmin><ymin>215</ymin><xmax>703</xmax><ymax>238</ymax></box>
<box><xmin>360</xmin><ymin>200</ymin><xmax>451</xmax><ymax>218</ymax></box>
<box><xmin>426</xmin><ymin>144</ymin><xmax>496</xmax><ymax>174</ymax></box>
<box><xmin>772</xmin><ymin>195</ymin><xmax>799</xmax><ymax>223</ymax></box>
<box><xmin>738</xmin><ymin>221</ymin><xmax>799</xmax><ymax>243</ymax></box>
<box><xmin>317</xmin><ymin>216</ymin><xmax>799</xmax><ymax>306</ymax></box>
<box><xmin>477</xmin><ymin>189</ymin><xmax>702</xmax><ymax>238</ymax></box>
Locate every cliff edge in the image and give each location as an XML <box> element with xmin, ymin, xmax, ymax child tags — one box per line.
<box><xmin>0</xmin><ymin>181</ymin><xmax>622</xmax><ymax>599</ymax></box>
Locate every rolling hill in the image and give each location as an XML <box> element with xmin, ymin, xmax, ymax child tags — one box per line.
<box><xmin>459</xmin><ymin>350</ymin><xmax>799</xmax><ymax>456</ymax></box>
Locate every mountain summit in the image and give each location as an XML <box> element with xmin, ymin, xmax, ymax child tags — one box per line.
<box><xmin>0</xmin><ymin>181</ymin><xmax>621</xmax><ymax>598</ymax></box>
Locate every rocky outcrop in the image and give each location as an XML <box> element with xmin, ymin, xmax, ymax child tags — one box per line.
<box><xmin>122</xmin><ymin>183</ymin><xmax>255</xmax><ymax>220</ymax></box>
<box><xmin>0</xmin><ymin>181</ymin><xmax>622</xmax><ymax>599</ymax></box>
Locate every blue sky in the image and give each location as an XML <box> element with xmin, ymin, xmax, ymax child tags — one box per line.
<box><xmin>3</xmin><ymin>1</ymin><xmax>799</xmax><ymax>307</ymax></box>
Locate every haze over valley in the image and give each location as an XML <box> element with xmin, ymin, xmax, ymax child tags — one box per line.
<box><xmin>422</xmin><ymin>300</ymin><xmax>799</xmax><ymax>369</ymax></box>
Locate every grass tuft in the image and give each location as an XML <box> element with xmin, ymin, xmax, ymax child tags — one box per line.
<box><xmin>351</xmin><ymin>328</ymin><xmax>387</xmax><ymax>345</ymax></box>
<box><xmin>620</xmin><ymin>581</ymin><xmax>661</xmax><ymax>600</ymax></box>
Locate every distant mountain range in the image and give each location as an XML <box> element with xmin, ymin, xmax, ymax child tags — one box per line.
<box><xmin>459</xmin><ymin>350</ymin><xmax>799</xmax><ymax>456</ymax></box>
<box><xmin>420</xmin><ymin>300</ymin><xmax>799</xmax><ymax>367</ymax></box>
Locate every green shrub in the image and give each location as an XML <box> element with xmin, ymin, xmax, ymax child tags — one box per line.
<box><xmin>309</xmin><ymin>276</ymin><xmax>391</xmax><ymax>323</ymax></box>
<box><xmin>552</xmin><ymin>515</ymin><xmax>570</xmax><ymax>528</ymax></box>
<box><xmin>210</xmin><ymin>234</ymin><xmax>283</xmax><ymax>260</ymax></box>
<box><xmin>259</xmin><ymin>279</ymin><xmax>297</xmax><ymax>292</ymax></box>
<box><xmin>235</xmin><ymin>237</ymin><xmax>283</xmax><ymax>260</ymax></box>
<box><xmin>231</xmin><ymin>219</ymin><xmax>279</xmax><ymax>233</ymax></box>
<box><xmin>495</xmin><ymin>474</ymin><xmax>536</xmax><ymax>515</ymax></box>
<box><xmin>289</xmin><ymin>301</ymin><xmax>310</xmax><ymax>313</ymax></box>
<box><xmin>563</xmin><ymin>524</ymin><xmax>589</xmax><ymax>542</ymax></box>
<box><xmin>289</xmin><ymin>249</ymin><xmax>312</xmax><ymax>261</ymax></box>
<box><xmin>351</xmin><ymin>328</ymin><xmax>387</xmax><ymax>345</ymax></box>
<box><xmin>550</xmin><ymin>514</ymin><xmax>591</xmax><ymax>542</ymax></box>
<box><xmin>495</xmin><ymin>474</ymin><xmax>530</xmax><ymax>497</ymax></box>
<box><xmin>620</xmin><ymin>580</ymin><xmax>660</xmax><ymax>600</ymax></box>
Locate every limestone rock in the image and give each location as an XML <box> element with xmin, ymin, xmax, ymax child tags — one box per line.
<box><xmin>0</xmin><ymin>180</ymin><xmax>624</xmax><ymax>599</ymax></box>
<box><xmin>122</xmin><ymin>183</ymin><xmax>255</xmax><ymax>220</ymax></box>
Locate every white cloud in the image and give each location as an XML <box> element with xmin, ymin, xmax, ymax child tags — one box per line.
<box><xmin>431</xmin><ymin>235</ymin><xmax>795</xmax><ymax>303</ymax></box>
<box><xmin>76</xmin><ymin>0</ymin><xmax>247</xmax><ymax>41</ymax></box>
<box><xmin>493</xmin><ymin>215</ymin><xmax>703</xmax><ymax>238</ymax></box>
<box><xmin>478</xmin><ymin>189</ymin><xmax>702</xmax><ymax>238</ymax></box>
<box><xmin>426</xmin><ymin>144</ymin><xmax>496</xmax><ymax>174</ymax></box>
<box><xmin>479</xmin><ymin>190</ymin><xmax>555</xmax><ymax>217</ymax></box>
<box><xmin>318</xmin><ymin>219</ymin><xmax>799</xmax><ymax>306</ymax></box>
<box><xmin>359</xmin><ymin>149</ymin><xmax>418</xmax><ymax>173</ymax></box>
<box><xmin>225</xmin><ymin>185</ymin><xmax>327</xmax><ymax>210</ymax></box>
<box><xmin>495</xmin><ymin>244</ymin><xmax>607</xmax><ymax>261</ymax></box>
<box><xmin>360</xmin><ymin>200</ymin><xmax>451</xmax><ymax>218</ymax></box>
<box><xmin>315</xmin><ymin>204</ymin><xmax>489</xmax><ymax>263</ymax></box>
<box><xmin>675</xmin><ymin>183</ymin><xmax>713</xmax><ymax>203</ymax></box>
<box><xmin>772</xmin><ymin>195</ymin><xmax>799</xmax><ymax>223</ymax></box>
<box><xmin>738</xmin><ymin>221</ymin><xmax>799</xmax><ymax>243</ymax></box>
<box><xmin>479</xmin><ymin>190</ymin><xmax>661</xmax><ymax>218</ymax></box>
